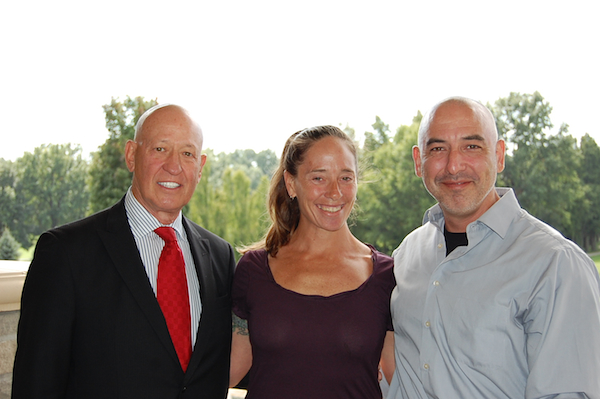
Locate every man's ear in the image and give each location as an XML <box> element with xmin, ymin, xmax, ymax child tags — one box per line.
<box><xmin>413</xmin><ymin>145</ymin><xmax>423</xmax><ymax>178</ymax></box>
<box><xmin>197</xmin><ymin>154</ymin><xmax>207</xmax><ymax>183</ymax></box>
<box><xmin>125</xmin><ymin>140</ymin><xmax>137</xmax><ymax>172</ymax></box>
<box><xmin>496</xmin><ymin>139</ymin><xmax>506</xmax><ymax>173</ymax></box>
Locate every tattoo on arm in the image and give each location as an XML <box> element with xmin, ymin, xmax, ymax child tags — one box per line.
<box><xmin>232</xmin><ymin>312</ymin><xmax>249</xmax><ymax>336</ymax></box>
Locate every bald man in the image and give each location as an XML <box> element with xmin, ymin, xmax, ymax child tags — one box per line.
<box><xmin>12</xmin><ymin>104</ymin><xmax>236</xmax><ymax>399</ymax></box>
<box><xmin>387</xmin><ymin>97</ymin><xmax>600</xmax><ymax>398</ymax></box>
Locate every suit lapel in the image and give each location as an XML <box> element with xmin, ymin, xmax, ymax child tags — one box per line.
<box><xmin>184</xmin><ymin>219</ymin><xmax>217</xmax><ymax>302</ymax></box>
<box><xmin>182</xmin><ymin>218</ymin><xmax>218</xmax><ymax>375</ymax></box>
<box><xmin>97</xmin><ymin>200</ymin><xmax>180</xmax><ymax>367</ymax></box>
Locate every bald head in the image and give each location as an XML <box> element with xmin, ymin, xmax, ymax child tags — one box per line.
<box><xmin>417</xmin><ymin>97</ymin><xmax>498</xmax><ymax>151</ymax></box>
<box><xmin>134</xmin><ymin>104</ymin><xmax>203</xmax><ymax>145</ymax></box>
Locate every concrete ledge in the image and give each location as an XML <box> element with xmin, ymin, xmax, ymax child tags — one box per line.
<box><xmin>0</xmin><ymin>261</ymin><xmax>29</xmax><ymax>312</ymax></box>
<box><xmin>0</xmin><ymin>261</ymin><xmax>249</xmax><ymax>398</ymax></box>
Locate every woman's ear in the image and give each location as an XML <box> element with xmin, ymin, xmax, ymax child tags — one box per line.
<box><xmin>284</xmin><ymin>170</ymin><xmax>297</xmax><ymax>199</ymax></box>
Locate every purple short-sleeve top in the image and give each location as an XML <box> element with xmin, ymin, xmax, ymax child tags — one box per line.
<box><xmin>232</xmin><ymin>246</ymin><xmax>395</xmax><ymax>399</ymax></box>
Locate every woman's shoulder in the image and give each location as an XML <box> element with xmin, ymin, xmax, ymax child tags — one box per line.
<box><xmin>365</xmin><ymin>244</ymin><xmax>393</xmax><ymax>266</ymax></box>
<box><xmin>366</xmin><ymin>244</ymin><xmax>394</xmax><ymax>283</ymax></box>
<box><xmin>237</xmin><ymin>248</ymin><xmax>269</xmax><ymax>271</ymax></box>
<box><xmin>240</xmin><ymin>248</ymin><xmax>268</xmax><ymax>260</ymax></box>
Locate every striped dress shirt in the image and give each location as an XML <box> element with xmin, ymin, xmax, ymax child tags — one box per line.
<box><xmin>124</xmin><ymin>188</ymin><xmax>202</xmax><ymax>346</ymax></box>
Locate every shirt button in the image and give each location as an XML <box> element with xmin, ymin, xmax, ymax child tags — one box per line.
<box><xmin>425</xmin><ymin>321</ymin><xmax>431</xmax><ymax>328</ymax></box>
<box><xmin>424</xmin><ymin>363</ymin><xmax>430</xmax><ymax>370</ymax></box>
<box><xmin>437</xmin><ymin>243</ymin><xmax>443</xmax><ymax>249</ymax></box>
<box><xmin>433</xmin><ymin>280</ymin><xmax>440</xmax><ymax>287</ymax></box>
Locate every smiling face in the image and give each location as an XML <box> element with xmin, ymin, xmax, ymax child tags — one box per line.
<box><xmin>125</xmin><ymin>105</ymin><xmax>207</xmax><ymax>224</ymax></box>
<box><xmin>284</xmin><ymin>136</ymin><xmax>357</xmax><ymax>234</ymax></box>
<box><xmin>413</xmin><ymin>99</ymin><xmax>505</xmax><ymax>231</ymax></box>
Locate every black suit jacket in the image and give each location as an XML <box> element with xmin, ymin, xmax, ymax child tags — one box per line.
<box><xmin>12</xmin><ymin>198</ymin><xmax>236</xmax><ymax>399</ymax></box>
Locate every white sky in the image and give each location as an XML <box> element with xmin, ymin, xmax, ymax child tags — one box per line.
<box><xmin>1</xmin><ymin>0</ymin><xmax>598</xmax><ymax>162</ymax></box>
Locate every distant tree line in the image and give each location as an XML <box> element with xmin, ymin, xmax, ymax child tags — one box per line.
<box><xmin>353</xmin><ymin>92</ymin><xmax>600</xmax><ymax>254</ymax></box>
<box><xmin>0</xmin><ymin>97</ymin><xmax>279</xmax><ymax>260</ymax></box>
<box><xmin>0</xmin><ymin>92</ymin><xmax>598</xmax><ymax>261</ymax></box>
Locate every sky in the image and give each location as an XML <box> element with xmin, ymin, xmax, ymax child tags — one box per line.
<box><xmin>1</xmin><ymin>0</ymin><xmax>598</xmax><ymax>162</ymax></box>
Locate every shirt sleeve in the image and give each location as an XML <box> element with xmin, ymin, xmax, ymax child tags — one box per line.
<box><xmin>524</xmin><ymin>248</ymin><xmax>600</xmax><ymax>398</ymax></box>
<box><xmin>232</xmin><ymin>252</ymin><xmax>252</xmax><ymax>320</ymax></box>
<box><xmin>372</xmin><ymin>249</ymin><xmax>395</xmax><ymax>332</ymax></box>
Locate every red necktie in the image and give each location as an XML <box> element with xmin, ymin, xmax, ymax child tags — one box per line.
<box><xmin>155</xmin><ymin>227</ymin><xmax>192</xmax><ymax>372</ymax></box>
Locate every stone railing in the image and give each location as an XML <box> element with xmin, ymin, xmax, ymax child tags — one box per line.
<box><xmin>0</xmin><ymin>261</ymin><xmax>248</xmax><ymax>399</ymax></box>
<box><xmin>0</xmin><ymin>260</ymin><xmax>29</xmax><ymax>398</ymax></box>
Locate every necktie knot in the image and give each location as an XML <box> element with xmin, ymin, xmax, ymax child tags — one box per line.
<box><xmin>155</xmin><ymin>226</ymin><xmax>177</xmax><ymax>243</ymax></box>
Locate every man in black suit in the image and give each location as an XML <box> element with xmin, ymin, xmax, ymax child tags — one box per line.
<box><xmin>12</xmin><ymin>104</ymin><xmax>236</xmax><ymax>398</ymax></box>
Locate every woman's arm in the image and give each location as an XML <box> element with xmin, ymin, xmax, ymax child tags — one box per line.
<box><xmin>229</xmin><ymin>312</ymin><xmax>253</xmax><ymax>387</ymax></box>
<box><xmin>380</xmin><ymin>330</ymin><xmax>395</xmax><ymax>384</ymax></box>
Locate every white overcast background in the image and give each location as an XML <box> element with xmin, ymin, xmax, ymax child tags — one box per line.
<box><xmin>1</xmin><ymin>0</ymin><xmax>598</xmax><ymax>162</ymax></box>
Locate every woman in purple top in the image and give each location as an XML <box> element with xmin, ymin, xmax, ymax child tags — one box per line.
<box><xmin>229</xmin><ymin>125</ymin><xmax>395</xmax><ymax>398</ymax></box>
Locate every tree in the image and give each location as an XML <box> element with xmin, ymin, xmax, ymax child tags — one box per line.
<box><xmin>14</xmin><ymin>144</ymin><xmax>89</xmax><ymax>247</ymax></box>
<box><xmin>573</xmin><ymin>134</ymin><xmax>600</xmax><ymax>251</ymax></box>
<box><xmin>491</xmin><ymin>91</ymin><xmax>554</xmax><ymax>146</ymax></box>
<box><xmin>187</xmin><ymin>155</ymin><xmax>271</xmax><ymax>260</ymax></box>
<box><xmin>207</xmin><ymin>149</ymin><xmax>278</xmax><ymax>190</ymax></box>
<box><xmin>363</xmin><ymin>116</ymin><xmax>391</xmax><ymax>152</ymax></box>
<box><xmin>88</xmin><ymin>96</ymin><xmax>158</xmax><ymax>213</ymax></box>
<box><xmin>0</xmin><ymin>159</ymin><xmax>19</xmax><ymax>237</ymax></box>
<box><xmin>0</xmin><ymin>227</ymin><xmax>20</xmax><ymax>260</ymax></box>
<box><xmin>352</xmin><ymin>113</ymin><xmax>434</xmax><ymax>255</ymax></box>
<box><xmin>248</xmin><ymin>175</ymin><xmax>271</xmax><ymax>243</ymax></box>
<box><xmin>492</xmin><ymin>92</ymin><xmax>584</xmax><ymax>244</ymax></box>
<box><xmin>221</xmin><ymin>168</ymin><xmax>254</xmax><ymax>248</ymax></box>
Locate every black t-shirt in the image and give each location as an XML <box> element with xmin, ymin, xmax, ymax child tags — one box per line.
<box><xmin>444</xmin><ymin>226</ymin><xmax>468</xmax><ymax>256</ymax></box>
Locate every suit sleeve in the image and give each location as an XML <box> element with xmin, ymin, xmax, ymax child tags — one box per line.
<box><xmin>12</xmin><ymin>231</ymin><xmax>75</xmax><ymax>398</ymax></box>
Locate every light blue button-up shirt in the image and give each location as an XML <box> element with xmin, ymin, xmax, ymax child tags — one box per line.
<box><xmin>388</xmin><ymin>188</ymin><xmax>600</xmax><ymax>399</ymax></box>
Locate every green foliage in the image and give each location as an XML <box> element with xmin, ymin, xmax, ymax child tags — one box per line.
<box><xmin>591</xmin><ymin>254</ymin><xmax>600</xmax><ymax>275</ymax></box>
<box><xmin>0</xmin><ymin>227</ymin><xmax>20</xmax><ymax>260</ymax></box>
<box><xmin>351</xmin><ymin>114</ymin><xmax>434</xmax><ymax>255</ymax></box>
<box><xmin>88</xmin><ymin>96</ymin><xmax>158</xmax><ymax>213</ymax></box>
<box><xmin>573</xmin><ymin>134</ymin><xmax>600</xmax><ymax>251</ymax></box>
<box><xmin>352</xmin><ymin>94</ymin><xmax>599</xmax><ymax>254</ymax></box>
<box><xmin>187</xmin><ymin>157</ymin><xmax>270</xmax><ymax>260</ymax></box>
<box><xmin>2</xmin><ymin>91</ymin><xmax>597</xmax><ymax>260</ymax></box>
<box><xmin>222</xmin><ymin>169</ymin><xmax>263</xmax><ymax>248</ymax></box>
<box><xmin>363</xmin><ymin>116</ymin><xmax>392</xmax><ymax>152</ymax></box>
<box><xmin>504</xmin><ymin>132</ymin><xmax>583</xmax><ymax>234</ymax></box>
<box><xmin>492</xmin><ymin>91</ymin><xmax>554</xmax><ymax>146</ymax></box>
<box><xmin>491</xmin><ymin>92</ymin><xmax>595</xmax><ymax>249</ymax></box>
<box><xmin>207</xmin><ymin>149</ymin><xmax>278</xmax><ymax>190</ymax></box>
<box><xmin>14</xmin><ymin>144</ymin><xmax>89</xmax><ymax>247</ymax></box>
<box><xmin>18</xmin><ymin>241</ymin><xmax>36</xmax><ymax>261</ymax></box>
<box><xmin>0</xmin><ymin>159</ymin><xmax>19</xmax><ymax>236</ymax></box>
<box><xmin>85</xmin><ymin>96</ymin><xmax>276</xmax><ymax>257</ymax></box>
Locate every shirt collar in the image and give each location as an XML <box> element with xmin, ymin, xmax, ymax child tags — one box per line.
<box><xmin>124</xmin><ymin>187</ymin><xmax>184</xmax><ymax>239</ymax></box>
<box><xmin>423</xmin><ymin>187</ymin><xmax>521</xmax><ymax>239</ymax></box>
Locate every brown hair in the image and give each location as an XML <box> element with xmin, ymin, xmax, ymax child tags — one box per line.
<box><xmin>240</xmin><ymin>125</ymin><xmax>358</xmax><ymax>256</ymax></box>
